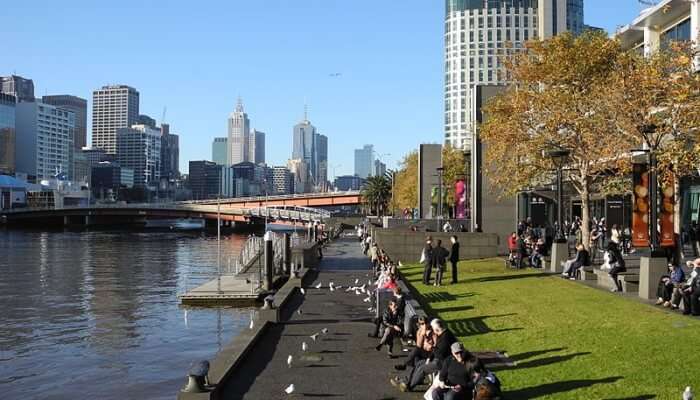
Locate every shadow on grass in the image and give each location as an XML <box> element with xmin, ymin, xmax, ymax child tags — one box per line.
<box><xmin>421</xmin><ymin>291</ymin><xmax>476</xmax><ymax>303</ymax></box>
<box><xmin>430</xmin><ymin>304</ymin><xmax>475</xmax><ymax>313</ymax></box>
<box><xmin>508</xmin><ymin>347</ymin><xmax>567</xmax><ymax>361</ymax></box>
<box><xmin>496</xmin><ymin>352</ymin><xmax>591</xmax><ymax>371</ymax></box>
<box><xmin>603</xmin><ymin>396</ymin><xmax>656</xmax><ymax>400</ymax></box>
<box><xmin>504</xmin><ymin>376</ymin><xmax>623</xmax><ymax>398</ymax></box>
<box><xmin>461</xmin><ymin>272</ymin><xmax>551</xmax><ymax>284</ymax></box>
<box><xmin>447</xmin><ymin>314</ymin><xmax>520</xmax><ymax>337</ymax></box>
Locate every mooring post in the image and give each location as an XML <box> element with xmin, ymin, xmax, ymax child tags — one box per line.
<box><xmin>283</xmin><ymin>233</ymin><xmax>291</xmax><ymax>275</ymax></box>
<box><xmin>264</xmin><ymin>231</ymin><xmax>273</xmax><ymax>291</ymax></box>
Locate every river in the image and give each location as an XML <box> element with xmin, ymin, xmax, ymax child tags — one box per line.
<box><xmin>0</xmin><ymin>228</ymin><xmax>254</xmax><ymax>400</ymax></box>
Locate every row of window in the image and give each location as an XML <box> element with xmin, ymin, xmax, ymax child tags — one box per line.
<box><xmin>447</xmin><ymin>13</ymin><xmax>537</xmax><ymax>32</ymax></box>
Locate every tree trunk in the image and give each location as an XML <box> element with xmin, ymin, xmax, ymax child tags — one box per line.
<box><xmin>674</xmin><ymin>175</ymin><xmax>682</xmax><ymax>262</ymax></box>
<box><xmin>580</xmin><ymin>181</ymin><xmax>592</xmax><ymax>252</ymax></box>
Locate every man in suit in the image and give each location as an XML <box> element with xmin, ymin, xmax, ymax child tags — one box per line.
<box><xmin>422</xmin><ymin>237</ymin><xmax>434</xmax><ymax>285</ymax></box>
<box><xmin>449</xmin><ymin>236</ymin><xmax>460</xmax><ymax>284</ymax></box>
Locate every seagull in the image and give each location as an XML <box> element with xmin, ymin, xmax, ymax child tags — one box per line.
<box><xmin>684</xmin><ymin>386</ymin><xmax>694</xmax><ymax>400</ymax></box>
<box><xmin>345</xmin><ymin>287</ymin><xmax>353</xmax><ymax>292</ymax></box>
<box><xmin>355</xmin><ymin>278</ymin><xmax>359</xmax><ymax>285</ymax></box>
<box><xmin>249</xmin><ymin>319</ymin><xmax>254</xmax><ymax>330</ymax></box>
<box><xmin>310</xmin><ymin>333</ymin><xmax>319</xmax><ymax>341</ymax></box>
<box><xmin>398</xmin><ymin>261</ymin><xmax>403</xmax><ymax>267</ymax></box>
<box><xmin>363</xmin><ymin>296</ymin><xmax>371</xmax><ymax>303</ymax></box>
<box><xmin>315</xmin><ymin>282</ymin><xmax>322</xmax><ymax>289</ymax></box>
<box><xmin>355</xmin><ymin>289</ymin><xmax>361</xmax><ymax>295</ymax></box>
<box><xmin>329</xmin><ymin>72</ymin><xmax>342</xmax><ymax>77</ymax></box>
<box><xmin>297</xmin><ymin>309</ymin><xmax>303</xmax><ymax>315</ymax></box>
<box><xmin>321</xmin><ymin>328</ymin><xmax>329</xmax><ymax>335</ymax></box>
<box><xmin>287</xmin><ymin>355</ymin><xmax>293</xmax><ymax>368</ymax></box>
<box><xmin>360</xmin><ymin>284</ymin><xmax>366</xmax><ymax>291</ymax></box>
<box><xmin>329</xmin><ymin>285</ymin><xmax>335</xmax><ymax>292</ymax></box>
<box><xmin>300</xmin><ymin>288</ymin><xmax>305</xmax><ymax>295</ymax></box>
<box><xmin>302</xmin><ymin>341</ymin><xmax>308</xmax><ymax>352</ymax></box>
<box><xmin>285</xmin><ymin>383</ymin><xmax>295</xmax><ymax>394</ymax></box>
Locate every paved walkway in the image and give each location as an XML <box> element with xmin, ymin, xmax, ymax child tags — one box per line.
<box><xmin>220</xmin><ymin>237</ymin><xmax>417</xmax><ymax>399</ymax></box>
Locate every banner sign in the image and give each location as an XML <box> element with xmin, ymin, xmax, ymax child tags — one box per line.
<box><xmin>660</xmin><ymin>177</ymin><xmax>675</xmax><ymax>247</ymax></box>
<box><xmin>632</xmin><ymin>163</ymin><xmax>650</xmax><ymax>248</ymax></box>
<box><xmin>455</xmin><ymin>179</ymin><xmax>466</xmax><ymax>218</ymax></box>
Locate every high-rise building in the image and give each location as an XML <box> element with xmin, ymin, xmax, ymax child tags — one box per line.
<box><xmin>249</xmin><ymin>129</ymin><xmax>265</xmax><ymax>165</ymax></box>
<box><xmin>92</xmin><ymin>85</ymin><xmax>139</xmax><ymax>155</ymax></box>
<box><xmin>227</xmin><ymin>99</ymin><xmax>250</xmax><ymax>165</ymax></box>
<box><xmin>354</xmin><ymin>144</ymin><xmax>374</xmax><ymax>179</ymax></box>
<box><xmin>287</xmin><ymin>158</ymin><xmax>309</xmax><ymax>194</ymax></box>
<box><xmin>0</xmin><ymin>75</ymin><xmax>34</xmax><ymax>102</ymax></box>
<box><xmin>374</xmin><ymin>159</ymin><xmax>386</xmax><ymax>178</ymax></box>
<box><xmin>315</xmin><ymin>133</ymin><xmax>328</xmax><ymax>189</ymax></box>
<box><xmin>16</xmin><ymin>101</ymin><xmax>75</xmax><ymax>180</ymax></box>
<box><xmin>292</xmin><ymin>115</ymin><xmax>316</xmax><ymax>178</ymax></box>
<box><xmin>160</xmin><ymin>124</ymin><xmax>179</xmax><ymax>181</ymax></box>
<box><xmin>91</xmin><ymin>162</ymin><xmax>134</xmax><ymax>200</ymax></box>
<box><xmin>189</xmin><ymin>160</ymin><xmax>221</xmax><ymax>199</ymax></box>
<box><xmin>212</xmin><ymin>137</ymin><xmax>228</xmax><ymax>165</ymax></box>
<box><xmin>116</xmin><ymin>124</ymin><xmax>161</xmax><ymax>187</ymax></box>
<box><xmin>42</xmin><ymin>95</ymin><xmax>88</xmax><ymax>151</ymax></box>
<box><xmin>137</xmin><ymin>114</ymin><xmax>157</xmax><ymax>128</ymax></box>
<box><xmin>444</xmin><ymin>0</ymin><xmax>583</xmax><ymax>150</ymax></box>
<box><xmin>0</xmin><ymin>93</ymin><xmax>16</xmax><ymax>175</ymax></box>
<box><xmin>271</xmin><ymin>166</ymin><xmax>293</xmax><ymax>195</ymax></box>
<box><xmin>334</xmin><ymin>175</ymin><xmax>365</xmax><ymax>191</ymax></box>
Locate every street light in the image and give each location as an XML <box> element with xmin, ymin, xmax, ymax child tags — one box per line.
<box><xmin>543</xmin><ymin>148</ymin><xmax>570</xmax><ymax>242</ymax></box>
<box><xmin>436</xmin><ymin>166</ymin><xmax>444</xmax><ymax>231</ymax></box>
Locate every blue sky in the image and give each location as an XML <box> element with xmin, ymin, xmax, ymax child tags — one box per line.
<box><xmin>1</xmin><ymin>1</ymin><xmax>643</xmax><ymax>176</ymax></box>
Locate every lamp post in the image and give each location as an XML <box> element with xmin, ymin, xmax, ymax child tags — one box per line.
<box><xmin>436</xmin><ymin>166</ymin><xmax>444</xmax><ymax>231</ymax></box>
<box><xmin>543</xmin><ymin>148</ymin><xmax>570</xmax><ymax>242</ymax></box>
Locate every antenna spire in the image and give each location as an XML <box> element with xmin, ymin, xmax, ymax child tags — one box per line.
<box><xmin>236</xmin><ymin>96</ymin><xmax>243</xmax><ymax>112</ymax></box>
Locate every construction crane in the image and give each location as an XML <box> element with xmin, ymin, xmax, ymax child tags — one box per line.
<box><xmin>161</xmin><ymin>106</ymin><xmax>167</xmax><ymax>125</ymax></box>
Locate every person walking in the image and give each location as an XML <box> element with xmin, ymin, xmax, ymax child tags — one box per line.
<box><xmin>434</xmin><ymin>240</ymin><xmax>449</xmax><ymax>286</ymax></box>
<box><xmin>449</xmin><ymin>236</ymin><xmax>460</xmax><ymax>284</ymax></box>
<box><xmin>422</xmin><ymin>237</ymin><xmax>434</xmax><ymax>285</ymax></box>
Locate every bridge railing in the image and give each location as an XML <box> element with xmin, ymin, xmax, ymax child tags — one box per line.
<box><xmin>177</xmin><ymin>190</ymin><xmax>360</xmax><ymax>205</ymax></box>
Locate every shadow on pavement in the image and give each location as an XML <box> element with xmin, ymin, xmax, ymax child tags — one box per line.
<box><xmin>504</xmin><ymin>376</ymin><xmax>623</xmax><ymax>398</ymax></box>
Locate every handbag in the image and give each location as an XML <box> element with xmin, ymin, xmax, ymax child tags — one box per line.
<box><xmin>419</xmin><ymin>249</ymin><xmax>426</xmax><ymax>264</ymax></box>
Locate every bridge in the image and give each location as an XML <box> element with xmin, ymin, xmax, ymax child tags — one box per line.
<box><xmin>180</xmin><ymin>190</ymin><xmax>362</xmax><ymax>208</ymax></box>
<box><xmin>0</xmin><ymin>203</ymin><xmax>331</xmax><ymax>227</ymax></box>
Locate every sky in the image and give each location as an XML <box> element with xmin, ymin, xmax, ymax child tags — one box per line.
<box><xmin>1</xmin><ymin>0</ymin><xmax>644</xmax><ymax>177</ymax></box>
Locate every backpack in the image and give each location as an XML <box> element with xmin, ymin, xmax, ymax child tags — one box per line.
<box><xmin>474</xmin><ymin>371</ymin><xmax>502</xmax><ymax>400</ymax></box>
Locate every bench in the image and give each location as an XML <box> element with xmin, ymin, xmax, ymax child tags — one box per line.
<box><xmin>576</xmin><ymin>267</ymin><xmax>596</xmax><ymax>281</ymax></box>
<box><xmin>593</xmin><ymin>268</ymin><xmax>639</xmax><ymax>293</ymax></box>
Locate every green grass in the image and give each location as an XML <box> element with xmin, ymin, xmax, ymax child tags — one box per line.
<box><xmin>400</xmin><ymin>259</ymin><xmax>700</xmax><ymax>399</ymax></box>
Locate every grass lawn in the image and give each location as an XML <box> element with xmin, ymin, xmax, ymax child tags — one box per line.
<box><xmin>400</xmin><ymin>258</ymin><xmax>700</xmax><ymax>399</ymax></box>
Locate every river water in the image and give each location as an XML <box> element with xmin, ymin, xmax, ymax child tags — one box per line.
<box><xmin>0</xmin><ymin>229</ymin><xmax>254</xmax><ymax>400</ymax></box>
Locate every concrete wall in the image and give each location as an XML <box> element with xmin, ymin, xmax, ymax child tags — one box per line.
<box><xmin>383</xmin><ymin>217</ymin><xmax>470</xmax><ymax>232</ymax></box>
<box><xmin>418</xmin><ymin>144</ymin><xmax>442</xmax><ymax>219</ymax></box>
<box><xmin>372</xmin><ymin>228</ymin><xmax>498</xmax><ymax>264</ymax></box>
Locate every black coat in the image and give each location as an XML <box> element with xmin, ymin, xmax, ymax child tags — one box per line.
<box><xmin>434</xmin><ymin>245</ymin><xmax>449</xmax><ymax>267</ymax></box>
<box><xmin>423</xmin><ymin>244</ymin><xmax>434</xmax><ymax>266</ymax></box>
<box><xmin>439</xmin><ymin>355</ymin><xmax>478</xmax><ymax>389</ymax></box>
<box><xmin>381</xmin><ymin>308</ymin><xmax>401</xmax><ymax>329</ymax></box>
<box><xmin>450</xmin><ymin>242</ymin><xmax>460</xmax><ymax>263</ymax></box>
<box><xmin>432</xmin><ymin>329</ymin><xmax>457</xmax><ymax>364</ymax></box>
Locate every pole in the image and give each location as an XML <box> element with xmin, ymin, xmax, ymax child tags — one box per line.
<box><xmin>438</xmin><ymin>168</ymin><xmax>443</xmax><ymax>231</ymax></box>
<box><xmin>650</xmin><ymin>149</ymin><xmax>659</xmax><ymax>253</ymax></box>
<box><xmin>264</xmin><ymin>231</ymin><xmax>273</xmax><ymax>291</ymax></box>
<box><xmin>556</xmin><ymin>166</ymin><xmax>563</xmax><ymax>241</ymax></box>
<box><xmin>217</xmin><ymin>196</ymin><xmax>222</xmax><ymax>293</ymax></box>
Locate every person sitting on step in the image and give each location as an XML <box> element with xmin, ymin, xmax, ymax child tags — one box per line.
<box><xmin>561</xmin><ymin>244</ymin><xmax>590</xmax><ymax>279</ymax></box>
<box><xmin>375</xmin><ymin>299</ymin><xmax>403</xmax><ymax>357</ymax></box>
<box><xmin>394</xmin><ymin>316</ymin><xmax>434</xmax><ymax>371</ymax></box>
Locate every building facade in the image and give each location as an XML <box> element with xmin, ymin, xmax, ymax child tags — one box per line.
<box><xmin>271</xmin><ymin>166</ymin><xmax>293</xmax><ymax>194</ymax></box>
<box><xmin>374</xmin><ymin>159</ymin><xmax>387</xmax><ymax>178</ymax></box>
<box><xmin>249</xmin><ymin>129</ymin><xmax>265</xmax><ymax>165</ymax></box>
<box><xmin>334</xmin><ymin>175</ymin><xmax>365</xmax><ymax>191</ymax></box>
<box><xmin>91</xmin><ymin>162</ymin><xmax>134</xmax><ymax>200</ymax></box>
<box><xmin>189</xmin><ymin>160</ymin><xmax>221</xmax><ymax>199</ymax></box>
<box><xmin>116</xmin><ymin>124</ymin><xmax>161</xmax><ymax>187</ymax></box>
<box><xmin>212</xmin><ymin>137</ymin><xmax>228</xmax><ymax>165</ymax></box>
<box><xmin>161</xmin><ymin>130</ymin><xmax>179</xmax><ymax>181</ymax></box>
<box><xmin>315</xmin><ymin>133</ymin><xmax>328</xmax><ymax>189</ymax></box>
<box><xmin>15</xmin><ymin>101</ymin><xmax>75</xmax><ymax>180</ymax></box>
<box><xmin>287</xmin><ymin>158</ymin><xmax>310</xmax><ymax>194</ymax></box>
<box><xmin>136</xmin><ymin>114</ymin><xmax>157</xmax><ymax>128</ymax></box>
<box><xmin>92</xmin><ymin>85</ymin><xmax>140</xmax><ymax>155</ymax></box>
<box><xmin>354</xmin><ymin>144</ymin><xmax>374</xmax><ymax>179</ymax></box>
<box><xmin>227</xmin><ymin>99</ymin><xmax>250</xmax><ymax>165</ymax></box>
<box><xmin>0</xmin><ymin>75</ymin><xmax>34</xmax><ymax>102</ymax></box>
<box><xmin>0</xmin><ymin>93</ymin><xmax>16</xmax><ymax>175</ymax></box>
<box><xmin>444</xmin><ymin>0</ymin><xmax>583</xmax><ymax>150</ymax></box>
<box><xmin>42</xmin><ymin>95</ymin><xmax>88</xmax><ymax>150</ymax></box>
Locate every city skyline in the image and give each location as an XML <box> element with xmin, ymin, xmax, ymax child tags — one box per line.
<box><xmin>0</xmin><ymin>1</ymin><xmax>643</xmax><ymax>175</ymax></box>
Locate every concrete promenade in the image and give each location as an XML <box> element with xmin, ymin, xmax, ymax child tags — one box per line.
<box><xmin>219</xmin><ymin>237</ymin><xmax>415</xmax><ymax>399</ymax></box>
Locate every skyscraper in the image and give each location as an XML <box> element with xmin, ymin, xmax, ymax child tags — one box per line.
<box><xmin>443</xmin><ymin>0</ymin><xmax>583</xmax><ymax>150</ymax></box>
<box><xmin>249</xmin><ymin>129</ymin><xmax>265</xmax><ymax>165</ymax></box>
<box><xmin>0</xmin><ymin>93</ymin><xmax>16</xmax><ymax>175</ymax></box>
<box><xmin>292</xmin><ymin>116</ymin><xmax>316</xmax><ymax>171</ymax></box>
<box><xmin>354</xmin><ymin>144</ymin><xmax>374</xmax><ymax>179</ymax></box>
<box><xmin>212</xmin><ymin>137</ymin><xmax>228</xmax><ymax>165</ymax></box>
<box><xmin>271</xmin><ymin>166</ymin><xmax>293</xmax><ymax>195</ymax></box>
<box><xmin>314</xmin><ymin>133</ymin><xmax>328</xmax><ymax>188</ymax></box>
<box><xmin>227</xmin><ymin>99</ymin><xmax>250</xmax><ymax>165</ymax></box>
<box><xmin>292</xmin><ymin>110</ymin><xmax>327</xmax><ymax>190</ymax></box>
<box><xmin>374</xmin><ymin>159</ymin><xmax>386</xmax><ymax>178</ymax></box>
<box><xmin>42</xmin><ymin>95</ymin><xmax>88</xmax><ymax>150</ymax></box>
<box><xmin>0</xmin><ymin>75</ymin><xmax>34</xmax><ymax>102</ymax></box>
<box><xmin>16</xmin><ymin>101</ymin><xmax>75</xmax><ymax>180</ymax></box>
<box><xmin>160</xmin><ymin>124</ymin><xmax>179</xmax><ymax>181</ymax></box>
<box><xmin>92</xmin><ymin>85</ymin><xmax>139</xmax><ymax>155</ymax></box>
<box><xmin>116</xmin><ymin>124</ymin><xmax>161</xmax><ymax>187</ymax></box>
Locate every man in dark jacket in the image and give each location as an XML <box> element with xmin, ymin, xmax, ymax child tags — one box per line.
<box><xmin>393</xmin><ymin>319</ymin><xmax>456</xmax><ymax>392</ymax></box>
<box><xmin>434</xmin><ymin>240</ymin><xmax>450</xmax><ymax>286</ymax></box>
<box><xmin>449</xmin><ymin>236</ymin><xmax>460</xmax><ymax>284</ymax></box>
<box><xmin>432</xmin><ymin>342</ymin><xmax>483</xmax><ymax>400</ymax></box>
<box><xmin>422</xmin><ymin>237</ymin><xmax>435</xmax><ymax>285</ymax></box>
<box><xmin>375</xmin><ymin>300</ymin><xmax>402</xmax><ymax>356</ymax></box>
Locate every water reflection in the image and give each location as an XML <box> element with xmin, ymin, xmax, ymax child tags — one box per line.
<box><xmin>0</xmin><ymin>229</ymin><xmax>250</xmax><ymax>400</ymax></box>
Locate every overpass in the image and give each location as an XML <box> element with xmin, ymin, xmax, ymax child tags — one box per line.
<box><xmin>181</xmin><ymin>190</ymin><xmax>362</xmax><ymax>208</ymax></box>
<box><xmin>0</xmin><ymin>203</ymin><xmax>331</xmax><ymax>227</ymax></box>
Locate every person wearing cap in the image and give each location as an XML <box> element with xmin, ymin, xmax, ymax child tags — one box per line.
<box><xmin>430</xmin><ymin>342</ymin><xmax>483</xmax><ymax>400</ymax></box>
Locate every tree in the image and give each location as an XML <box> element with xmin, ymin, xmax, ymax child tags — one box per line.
<box><xmin>361</xmin><ymin>175</ymin><xmax>391</xmax><ymax>216</ymax></box>
<box><xmin>480</xmin><ymin>31</ymin><xmax>635</xmax><ymax>250</ymax></box>
<box><xmin>394</xmin><ymin>150</ymin><xmax>418</xmax><ymax>212</ymax></box>
<box><xmin>609</xmin><ymin>42</ymin><xmax>700</xmax><ymax>246</ymax></box>
<box><xmin>442</xmin><ymin>144</ymin><xmax>467</xmax><ymax>211</ymax></box>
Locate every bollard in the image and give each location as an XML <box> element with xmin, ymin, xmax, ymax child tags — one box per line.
<box><xmin>261</xmin><ymin>295</ymin><xmax>275</xmax><ymax>310</ymax></box>
<box><xmin>181</xmin><ymin>360</ymin><xmax>210</xmax><ymax>393</ymax></box>
<box><xmin>264</xmin><ymin>231</ymin><xmax>274</xmax><ymax>291</ymax></box>
<box><xmin>283</xmin><ymin>233</ymin><xmax>291</xmax><ymax>275</ymax></box>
